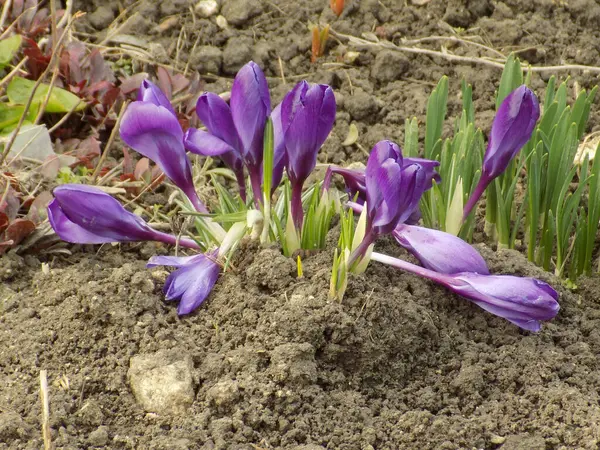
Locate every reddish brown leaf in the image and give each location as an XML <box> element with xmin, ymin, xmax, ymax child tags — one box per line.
<box><xmin>0</xmin><ymin>212</ymin><xmax>9</xmax><ymax>234</ymax></box>
<box><xmin>5</xmin><ymin>219</ymin><xmax>36</xmax><ymax>245</ymax></box>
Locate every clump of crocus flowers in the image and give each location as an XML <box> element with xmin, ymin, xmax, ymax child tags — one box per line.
<box><xmin>48</xmin><ymin>61</ymin><xmax>559</xmax><ymax>331</ymax></box>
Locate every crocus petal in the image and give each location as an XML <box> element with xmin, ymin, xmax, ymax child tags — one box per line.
<box><xmin>230</xmin><ymin>61</ymin><xmax>271</xmax><ymax>167</ymax></box>
<box><xmin>404</xmin><ymin>156</ymin><xmax>441</xmax><ymax>186</ymax></box>
<box><xmin>484</xmin><ymin>85</ymin><xmax>540</xmax><ymax>179</ymax></box>
<box><xmin>137</xmin><ymin>80</ymin><xmax>176</xmax><ymax>116</ymax></box>
<box><xmin>146</xmin><ymin>254</ymin><xmax>204</xmax><ymax>268</ymax></box>
<box><xmin>394</xmin><ymin>224</ymin><xmax>490</xmax><ymax>274</ymax></box>
<box><xmin>120</xmin><ymin>101</ymin><xmax>205</xmax><ymax>212</ymax></box>
<box><xmin>150</xmin><ymin>252</ymin><xmax>220</xmax><ymax>315</ymax></box>
<box><xmin>329</xmin><ymin>166</ymin><xmax>367</xmax><ymax>202</ymax></box>
<box><xmin>184</xmin><ymin>128</ymin><xmax>236</xmax><ymax>156</ymax></box>
<box><xmin>282</xmin><ymin>81</ymin><xmax>336</xmax><ymax>184</ymax></box>
<box><xmin>370</xmin><ymin>159</ymin><xmax>403</xmax><ymax>230</ymax></box>
<box><xmin>48</xmin><ymin>199</ymin><xmax>115</xmax><ymax>244</ymax></box>
<box><xmin>52</xmin><ymin>184</ymin><xmax>158</xmax><ymax>242</ymax></box>
<box><xmin>449</xmin><ymin>273</ymin><xmax>559</xmax><ymax>331</ymax></box>
<box><xmin>195</xmin><ymin>92</ymin><xmax>240</xmax><ymax>149</ymax></box>
<box><xmin>396</xmin><ymin>164</ymin><xmax>428</xmax><ymax>225</ymax></box>
<box><xmin>366</xmin><ymin>140</ymin><xmax>402</xmax><ymax>180</ymax></box>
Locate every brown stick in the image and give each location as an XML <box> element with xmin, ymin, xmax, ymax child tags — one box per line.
<box><xmin>334</xmin><ymin>30</ymin><xmax>600</xmax><ymax>74</ymax></box>
<box><xmin>40</xmin><ymin>370</ymin><xmax>52</xmax><ymax>450</ymax></box>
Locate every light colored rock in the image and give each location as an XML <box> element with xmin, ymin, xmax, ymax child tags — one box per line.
<box><xmin>128</xmin><ymin>350</ymin><xmax>195</xmax><ymax>414</ymax></box>
<box><xmin>216</xmin><ymin>15</ymin><xmax>228</xmax><ymax>29</ymax></box>
<box><xmin>206</xmin><ymin>379</ymin><xmax>239</xmax><ymax>407</ymax></box>
<box><xmin>221</xmin><ymin>0</ymin><xmax>262</xmax><ymax>26</ymax></box>
<box><xmin>195</xmin><ymin>0</ymin><xmax>219</xmax><ymax>18</ymax></box>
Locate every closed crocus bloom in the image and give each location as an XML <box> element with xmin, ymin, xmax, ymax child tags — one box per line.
<box><xmin>370</xmin><ymin>251</ymin><xmax>559</xmax><ymax>332</ymax></box>
<box><xmin>447</xmin><ymin>273</ymin><xmax>559</xmax><ymax>332</ymax></box>
<box><xmin>147</xmin><ymin>252</ymin><xmax>221</xmax><ymax>315</ymax></box>
<box><xmin>365</xmin><ymin>141</ymin><xmax>427</xmax><ymax>236</ymax></box>
<box><xmin>137</xmin><ymin>79</ymin><xmax>177</xmax><ymax>116</ymax></box>
<box><xmin>281</xmin><ymin>80</ymin><xmax>336</xmax><ymax>227</ymax></box>
<box><xmin>120</xmin><ymin>100</ymin><xmax>207</xmax><ymax>213</ymax></box>
<box><xmin>184</xmin><ymin>92</ymin><xmax>247</xmax><ymax>199</ymax></box>
<box><xmin>230</xmin><ymin>61</ymin><xmax>271</xmax><ymax>173</ymax></box>
<box><xmin>393</xmin><ymin>224</ymin><xmax>489</xmax><ymax>275</ymax></box>
<box><xmin>463</xmin><ymin>85</ymin><xmax>540</xmax><ymax>219</ymax></box>
<box><xmin>48</xmin><ymin>184</ymin><xmax>200</xmax><ymax>248</ymax></box>
<box><xmin>282</xmin><ymin>81</ymin><xmax>336</xmax><ymax>187</ymax></box>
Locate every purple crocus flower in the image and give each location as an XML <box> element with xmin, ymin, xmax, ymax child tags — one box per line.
<box><xmin>48</xmin><ymin>184</ymin><xmax>200</xmax><ymax>249</ymax></box>
<box><xmin>393</xmin><ymin>224</ymin><xmax>489</xmax><ymax>274</ymax></box>
<box><xmin>448</xmin><ymin>272</ymin><xmax>559</xmax><ymax>331</ymax></box>
<box><xmin>184</xmin><ymin>92</ymin><xmax>247</xmax><ymax>199</ymax></box>
<box><xmin>281</xmin><ymin>81</ymin><xmax>336</xmax><ymax>228</ymax></box>
<box><xmin>231</xmin><ymin>61</ymin><xmax>271</xmax><ymax>199</ymax></box>
<box><xmin>364</xmin><ymin>141</ymin><xmax>428</xmax><ymax>236</ymax></box>
<box><xmin>137</xmin><ymin>79</ymin><xmax>177</xmax><ymax>116</ymax></box>
<box><xmin>147</xmin><ymin>252</ymin><xmax>220</xmax><ymax>315</ymax></box>
<box><xmin>183</xmin><ymin>62</ymin><xmax>271</xmax><ymax>203</ymax></box>
<box><xmin>370</xmin><ymin>252</ymin><xmax>559</xmax><ymax>332</ymax></box>
<box><xmin>463</xmin><ymin>85</ymin><xmax>540</xmax><ymax>219</ymax></box>
<box><xmin>324</xmin><ymin>156</ymin><xmax>439</xmax><ymax>226</ymax></box>
<box><xmin>120</xmin><ymin>99</ymin><xmax>207</xmax><ymax>213</ymax></box>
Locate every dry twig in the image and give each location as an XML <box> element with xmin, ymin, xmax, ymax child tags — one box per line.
<box><xmin>40</xmin><ymin>370</ymin><xmax>52</xmax><ymax>450</ymax></box>
<box><xmin>334</xmin><ymin>30</ymin><xmax>600</xmax><ymax>74</ymax></box>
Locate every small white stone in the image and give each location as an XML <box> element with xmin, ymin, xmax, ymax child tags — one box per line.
<box><xmin>216</xmin><ymin>15</ymin><xmax>228</xmax><ymax>29</ymax></box>
<box><xmin>128</xmin><ymin>351</ymin><xmax>195</xmax><ymax>414</ymax></box>
<box><xmin>195</xmin><ymin>0</ymin><xmax>219</xmax><ymax>18</ymax></box>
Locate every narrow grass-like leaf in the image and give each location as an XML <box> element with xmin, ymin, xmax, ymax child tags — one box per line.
<box><xmin>424</xmin><ymin>76</ymin><xmax>448</xmax><ymax>161</ymax></box>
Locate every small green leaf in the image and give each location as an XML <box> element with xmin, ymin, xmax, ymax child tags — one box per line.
<box><xmin>8</xmin><ymin>76</ymin><xmax>86</xmax><ymax>113</ymax></box>
<box><xmin>0</xmin><ymin>103</ymin><xmax>26</xmax><ymax>130</ymax></box>
<box><xmin>0</xmin><ymin>35</ymin><xmax>21</xmax><ymax>69</ymax></box>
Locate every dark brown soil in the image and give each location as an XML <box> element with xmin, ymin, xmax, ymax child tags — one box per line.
<box><xmin>3</xmin><ymin>0</ymin><xmax>600</xmax><ymax>449</ymax></box>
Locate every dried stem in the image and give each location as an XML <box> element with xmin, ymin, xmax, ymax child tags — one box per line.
<box><xmin>334</xmin><ymin>30</ymin><xmax>600</xmax><ymax>74</ymax></box>
<box><xmin>0</xmin><ymin>56</ymin><xmax>29</xmax><ymax>91</ymax></box>
<box><xmin>40</xmin><ymin>370</ymin><xmax>52</xmax><ymax>450</ymax></box>
<box><xmin>91</xmin><ymin>100</ymin><xmax>130</xmax><ymax>182</ymax></box>
<box><xmin>0</xmin><ymin>0</ymin><xmax>12</xmax><ymax>31</ymax></box>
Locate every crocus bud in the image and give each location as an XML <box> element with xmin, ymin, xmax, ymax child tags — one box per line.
<box><xmin>281</xmin><ymin>80</ymin><xmax>336</xmax><ymax>228</ymax></box>
<box><xmin>463</xmin><ymin>85</ymin><xmax>540</xmax><ymax>219</ymax></box>
<box><xmin>137</xmin><ymin>79</ymin><xmax>177</xmax><ymax>116</ymax></box>
<box><xmin>393</xmin><ymin>224</ymin><xmax>489</xmax><ymax>275</ymax></box>
<box><xmin>447</xmin><ymin>273</ymin><xmax>559</xmax><ymax>332</ymax></box>
<box><xmin>120</xmin><ymin>100</ymin><xmax>207</xmax><ymax>213</ymax></box>
<box><xmin>230</xmin><ymin>61</ymin><xmax>271</xmax><ymax>172</ymax></box>
<box><xmin>48</xmin><ymin>184</ymin><xmax>200</xmax><ymax>248</ymax></box>
<box><xmin>282</xmin><ymin>81</ymin><xmax>336</xmax><ymax>187</ymax></box>
<box><xmin>147</xmin><ymin>252</ymin><xmax>220</xmax><ymax>315</ymax></box>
